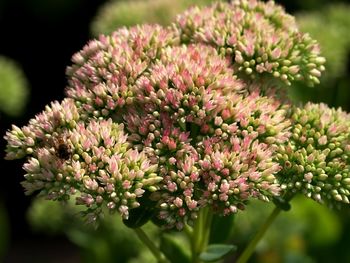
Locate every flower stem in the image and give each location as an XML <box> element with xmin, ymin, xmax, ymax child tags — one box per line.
<box><xmin>236</xmin><ymin>206</ymin><xmax>281</xmax><ymax>263</ymax></box>
<box><xmin>191</xmin><ymin>207</ymin><xmax>213</xmax><ymax>263</ymax></box>
<box><xmin>184</xmin><ymin>223</ymin><xmax>194</xmax><ymax>239</ymax></box>
<box><xmin>134</xmin><ymin>227</ymin><xmax>168</xmax><ymax>263</ymax></box>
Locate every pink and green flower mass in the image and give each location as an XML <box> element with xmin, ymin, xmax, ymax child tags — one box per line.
<box><xmin>4</xmin><ymin>0</ymin><xmax>350</xmax><ymax>230</ymax></box>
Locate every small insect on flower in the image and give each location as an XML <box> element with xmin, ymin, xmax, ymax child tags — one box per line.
<box><xmin>53</xmin><ymin>134</ymin><xmax>72</xmax><ymax>160</ymax></box>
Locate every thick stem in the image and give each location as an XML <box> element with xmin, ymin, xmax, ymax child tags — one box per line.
<box><xmin>236</xmin><ymin>206</ymin><xmax>281</xmax><ymax>263</ymax></box>
<box><xmin>201</xmin><ymin>208</ymin><xmax>213</xmax><ymax>251</ymax></box>
<box><xmin>184</xmin><ymin>223</ymin><xmax>194</xmax><ymax>239</ymax></box>
<box><xmin>191</xmin><ymin>207</ymin><xmax>213</xmax><ymax>263</ymax></box>
<box><xmin>134</xmin><ymin>228</ymin><xmax>168</xmax><ymax>263</ymax></box>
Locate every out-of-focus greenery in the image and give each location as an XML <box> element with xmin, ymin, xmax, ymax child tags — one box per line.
<box><xmin>231</xmin><ymin>196</ymin><xmax>342</xmax><ymax>263</ymax></box>
<box><xmin>0</xmin><ymin>202</ymin><xmax>9</xmax><ymax>262</ymax></box>
<box><xmin>28</xmin><ymin>196</ymin><xmax>344</xmax><ymax>263</ymax></box>
<box><xmin>91</xmin><ymin>0</ymin><xmax>214</xmax><ymax>36</ymax></box>
<box><xmin>288</xmin><ymin>4</ymin><xmax>350</xmax><ymax>109</ymax></box>
<box><xmin>28</xmin><ymin>197</ymin><xmax>158</xmax><ymax>263</ymax></box>
<box><xmin>0</xmin><ymin>56</ymin><xmax>29</xmax><ymax>117</ymax></box>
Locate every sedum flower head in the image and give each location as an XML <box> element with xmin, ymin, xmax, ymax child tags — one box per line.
<box><xmin>5</xmin><ymin>25</ymin><xmax>292</xmax><ymax>228</ymax></box>
<box><xmin>5</xmin><ymin>1</ymin><xmax>344</xmax><ymax>230</ymax></box>
<box><xmin>173</xmin><ymin>0</ymin><xmax>326</xmax><ymax>87</ymax></box>
<box><xmin>4</xmin><ymin>98</ymin><xmax>80</xmax><ymax>160</ymax></box>
<box><xmin>276</xmin><ymin>103</ymin><xmax>350</xmax><ymax>207</ymax></box>
<box><xmin>66</xmin><ymin>24</ymin><xmax>178</xmax><ymax>119</ymax></box>
<box><xmin>117</xmin><ymin>44</ymin><xmax>290</xmax><ymax>228</ymax></box>
<box><xmin>9</xmin><ymin>115</ymin><xmax>160</xmax><ymax>221</ymax></box>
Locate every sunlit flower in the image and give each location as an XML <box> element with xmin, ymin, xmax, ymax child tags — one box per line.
<box><xmin>19</xmin><ymin>118</ymin><xmax>160</xmax><ymax>221</ymax></box>
<box><xmin>173</xmin><ymin>0</ymin><xmax>326</xmax><ymax>87</ymax></box>
<box><xmin>276</xmin><ymin>103</ymin><xmax>350</xmax><ymax>207</ymax></box>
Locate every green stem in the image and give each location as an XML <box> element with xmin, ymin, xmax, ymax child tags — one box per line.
<box><xmin>191</xmin><ymin>207</ymin><xmax>213</xmax><ymax>263</ymax></box>
<box><xmin>201</xmin><ymin>208</ymin><xmax>213</xmax><ymax>251</ymax></box>
<box><xmin>184</xmin><ymin>223</ymin><xmax>194</xmax><ymax>239</ymax></box>
<box><xmin>236</xmin><ymin>206</ymin><xmax>281</xmax><ymax>263</ymax></box>
<box><xmin>134</xmin><ymin>228</ymin><xmax>168</xmax><ymax>263</ymax></box>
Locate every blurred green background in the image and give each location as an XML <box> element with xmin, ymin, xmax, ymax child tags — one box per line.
<box><xmin>1</xmin><ymin>0</ymin><xmax>350</xmax><ymax>262</ymax></box>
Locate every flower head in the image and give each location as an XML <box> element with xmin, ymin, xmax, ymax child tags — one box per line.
<box><xmin>276</xmin><ymin>103</ymin><xmax>350</xmax><ymax>207</ymax></box>
<box><xmin>66</xmin><ymin>25</ymin><xmax>178</xmax><ymax>119</ymax></box>
<box><xmin>5</xmin><ymin>98</ymin><xmax>80</xmax><ymax>160</ymax></box>
<box><xmin>120</xmin><ymin>44</ymin><xmax>290</xmax><ymax>228</ymax></box>
<box><xmin>173</xmin><ymin>0</ymin><xmax>326</xmax><ymax>87</ymax></box>
<box><xmin>4</xmin><ymin>2</ymin><xmax>339</xmax><ymax>230</ymax></box>
<box><xmin>18</xmin><ymin>118</ymin><xmax>160</xmax><ymax>221</ymax></box>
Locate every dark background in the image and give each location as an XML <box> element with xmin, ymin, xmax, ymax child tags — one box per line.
<box><xmin>0</xmin><ymin>0</ymin><xmax>107</xmax><ymax>261</ymax></box>
<box><xmin>0</xmin><ymin>0</ymin><xmax>349</xmax><ymax>262</ymax></box>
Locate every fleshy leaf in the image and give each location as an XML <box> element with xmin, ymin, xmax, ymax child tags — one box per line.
<box><xmin>209</xmin><ymin>213</ymin><xmax>235</xmax><ymax>243</ymax></box>
<box><xmin>160</xmin><ymin>234</ymin><xmax>191</xmax><ymax>263</ymax></box>
<box><xmin>199</xmin><ymin>244</ymin><xmax>237</xmax><ymax>262</ymax></box>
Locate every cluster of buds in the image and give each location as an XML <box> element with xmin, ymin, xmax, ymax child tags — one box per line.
<box><xmin>65</xmin><ymin>24</ymin><xmax>178</xmax><ymax>120</ymax></box>
<box><xmin>173</xmin><ymin>0</ymin><xmax>326</xmax><ymax>88</ymax></box>
<box><xmin>276</xmin><ymin>103</ymin><xmax>350</xmax><ymax>207</ymax></box>
<box><xmin>4</xmin><ymin>0</ymin><xmax>349</xmax><ymax>229</ymax></box>
<box><xmin>6</xmin><ymin>107</ymin><xmax>161</xmax><ymax>221</ymax></box>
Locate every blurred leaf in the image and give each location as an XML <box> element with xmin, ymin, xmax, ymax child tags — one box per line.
<box><xmin>27</xmin><ymin>198</ymin><xmax>67</xmax><ymax>234</ymax></box>
<box><xmin>290</xmin><ymin>197</ymin><xmax>342</xmax><ymax>246</ymax></box>
<box><xmin>209</xmin><ymin>213</ymin><xmax>235</xmax><ymax>243</ymax></box>
<box><xmin>283</xmin><ymin>251</ymin><xmax>314</xmax><ymax>263</ymax></box>
<box><xmin>123</xmin><ymin>206</ymin><xmax>154</xmax><ymax>228</ymax></box>
<box><xmin>199</xmin><ymin>244</ymin><xmax>237</xmax><ymax>262</ymax></box>
<box><xmin>123</xmin><ymin>191</ymin><xmax>156</xmax><ymax>228</ymax></box>
<box><xmin>91</xmin><ymin>0</ymin><xmax>216</xmax><ymax>36</ymax></box>
<box><xmin>0</xmin><ymin>56</ymin><xmax>29</xmax><ymax>116</ymax></box>
<box><xmin>160</xmin><ymin>234</ymin><xmax>191</xmax><ymax>263</ymax></box>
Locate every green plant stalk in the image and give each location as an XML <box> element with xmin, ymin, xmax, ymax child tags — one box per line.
<box><xmin>191</xmin><ymin>207</ymin><xmax>213</xmax><ymax>263</ymax></box>
<box><xmin>184</xmin><ymin>223</ymin><xmax>194</xmax><ymax>239</ymax></box>
<box><xmin>134</xmin><ymin>227</ymin><xmax>168</xmax><ymax>263</ymax></box>
<box><xmin>201</xmin><ymin>208</ymin><xmax>213</xmax><ymax>251</ymax></box>
<box><xmin>236</xmin><ymin>206</ymin><xmax>282</xmax><ymax>263</ymax></box>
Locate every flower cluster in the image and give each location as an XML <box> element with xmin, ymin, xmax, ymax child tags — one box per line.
<box><xmin>173</xmin><ymin>0</ymin><xmax>326</xmax><ymax>88</ymax></box>
<box><xmin>66</xmin><ymin>24</ymin><xmax>178</xmax><ymax>120</ymax></box>
<box><xmin>5</xmin><ymin>98</ymin><xmax>80</xmax><ymax>160</ymax></box>
<box><xmin>6</xmin><ymin>112</ymin><xmax>161</xmax><ymax>221</ymax></box>
<box><xmin>5</xmin><ymin>24</ymin><xmax>291</xmax><ymax>228</ymax></box>
<box><xmin>276</xmin><ymin>103</ymin><xmax>350</xmax><ymax>207</ymax></box>
<box><xmin>124</xmin><ymin>44</ymin><xmax>290</xmax><ymax>228</ymax></box>
<box><xmin>5</xmin><ymin>1</ymin><xmax>349</xmax><ymax>230</ymax></box>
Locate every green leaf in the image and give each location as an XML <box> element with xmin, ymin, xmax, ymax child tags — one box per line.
<box><xmin>160</xmin><ymin>234</ymin><xmax>191</xmax><ymax>263</ymax></box>
<box><xmin>123</xmin><ymin>205</ymin><xmax>154</xmax><ymax>228</ymax></box>
<box><xmin>199</xmin><ymin>244</ymin><xmax>237</xmax><ymax>262</ymax></box>
<box><xmin>209</xmin><ymin>213</ymin><xmax>235</xmax><ymax>243</ymax></box>
<box><xmin>123</xmin><ymin>191</ymin><xmax>156</xmax><ymax>228</ymax></box>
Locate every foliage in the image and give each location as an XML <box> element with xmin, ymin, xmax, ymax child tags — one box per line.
<box><xmin>0</xmin><ymin>56</ymin><xmax>29</xmax><ymax>116</ymax></box>
<box><xmin>91</xmin><ymin>0</ymin><xmax>214</xmax><ymax>36</ymax></box>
